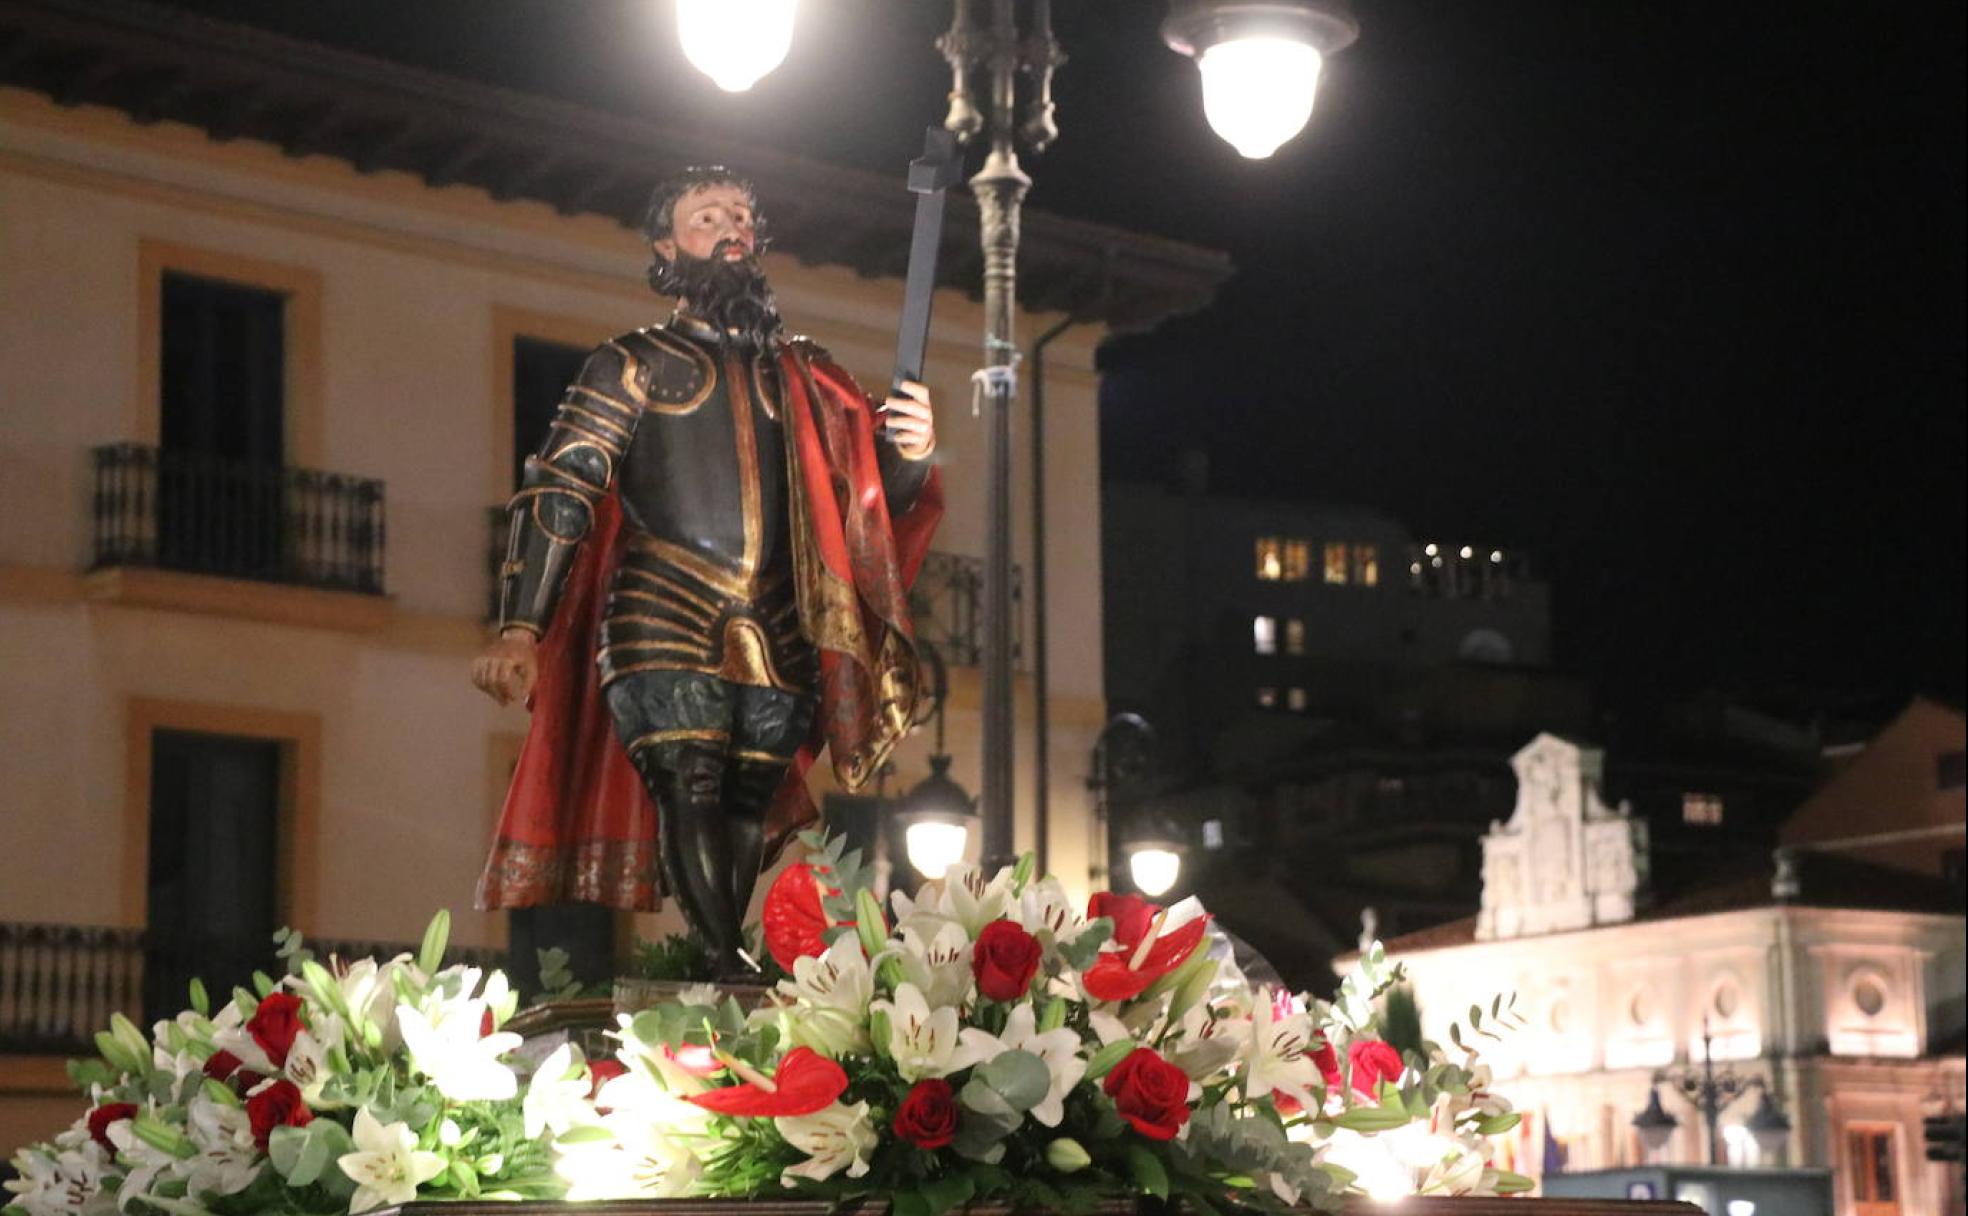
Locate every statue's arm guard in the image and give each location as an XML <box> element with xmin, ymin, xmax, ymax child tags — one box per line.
<box><xmin>497</xmin><ymin>344</ymin><xmax>642</xmax><ymax>635</ymax></box>
<box><xmin>875</xmin><ymin>419</ymin><xmax>934</xmax><ymax>515</ymax></box>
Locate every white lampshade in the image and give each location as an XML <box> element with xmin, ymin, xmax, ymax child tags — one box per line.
<box><xmin>676</xmin><ymin>0</ymin><xmax>797</xmax><ymax>93</ymax></box>
<box><xmin>1128</xmin><ymin>847</ymin><xmax>1182</xmax><ymax>898</ymax></box>
<box><xmin>905</xmin><ymin>820</ymin><xmax>969</xmax><ymax>880</ymax></box>
<box><xmin>1197</xmin><ymin>36</ymin><xmax>1324</xmax><ymax>158</ymax></box>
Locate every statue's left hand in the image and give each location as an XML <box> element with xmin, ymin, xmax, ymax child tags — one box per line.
<box><xmin>883</xmin><ymin>380</ymin><xmax>935</xmax><ymax>461</ymax></box>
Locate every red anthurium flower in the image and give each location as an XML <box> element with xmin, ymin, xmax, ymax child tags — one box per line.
<box><xmin>1086</xmin><ymin>891</ymin><xmax>1159</xmax><ymax>951</ymax></box>
<box><xmin>1081</xmin><ymin>914</ymin><xmax>1210</xmax><ymax>1003</ymax></box>
<box><xmin>588</xmin><ymin>1059</ymin><xmax>628</xmax><ymax>1108</ymax></box>
<box><xmin>684</xmin><ymin>1046</ymin><xmax>848</xmax><ymax>1118</ymax></box>
<box><xmin>763</xmin><ymin>863</ymin><xmax>848</xmax><ymax>971</ymax></box>
<box><xmin>86</xmin><ymin>1104</ymin><xmax>138</xmax><ymax>1152</ymax></box>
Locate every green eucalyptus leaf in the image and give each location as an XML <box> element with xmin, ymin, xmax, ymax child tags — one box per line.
<box><xmin>977</xmin><ymin>1049</ymin><xmax>1050</xmax><ymax>1112</ymax></box>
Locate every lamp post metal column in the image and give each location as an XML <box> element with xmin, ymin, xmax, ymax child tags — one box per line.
<box><xmin>937</xmin><ymin>0</ymin><xmax>1062</xmax><ymax>865</ymax></box>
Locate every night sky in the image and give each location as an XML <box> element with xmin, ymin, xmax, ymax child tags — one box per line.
<box><xmin>150</xmin><ymin>0</ymin><xmax>1968</xmax><ymax>722</ymax></box>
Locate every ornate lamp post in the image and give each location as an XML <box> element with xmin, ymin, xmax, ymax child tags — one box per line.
<box><xmin>674</xmin><ymin>1</ymin><xmax>1356</xmax><ymax>869</ymax></box>
<box><xmin>1633</xmin><ymin>1018</ymin><xmax>1792</xmax><ymax>1166</ymax></box>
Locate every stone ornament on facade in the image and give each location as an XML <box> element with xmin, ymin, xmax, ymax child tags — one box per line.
<box><xmin>1477</xmin><ymin>734</ymin><xmax>1649</xmax><ymax>941</ymax></box>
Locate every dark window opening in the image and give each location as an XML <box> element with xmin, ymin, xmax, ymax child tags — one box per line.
<box><xmin>146</xmin><ymin>729</ymin><xmax>281</xmax><ymax>1024</ymax></box>
<box><xmin>1938</xmin><ymin>750</ymin><xmax>1966</xmax><ymax>792</ymax></box>
<box><xmin>513</xmin><ymin>337</ymin><xmax>592</xmax><ymax>491</ymax></box>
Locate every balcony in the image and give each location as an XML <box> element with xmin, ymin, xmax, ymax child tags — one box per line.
<box><xmin>0</xmin><ymin>921</ymin><xmax>503</xmax><ymax>1054</ymax></box>
<box><xmin>91</xmin><ymin>443</ymin><xmax>386</xmax><ymax>595</ymax></box>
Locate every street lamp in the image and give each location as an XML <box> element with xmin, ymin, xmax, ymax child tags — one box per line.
<box><xmin>1633</xmin><ymin>1018</ymin><xmax>1792</xmax><ymax>1166</ymax></box>
<box><xmin>674</xmin><ymin>0</ymin><xmax>796</xmax><ymax>93</ymax></box>
<box><xmin>892</xmin><ymin>643</ymin><xmax>978</xmax><ymax>880</ymax></box>
<box><xmin>1162</xmin><ymin>1</ymin><xmax>1361</xmax><ymax>158</ymax></box>
<box><xmin>668</xmin><ymin>1</ymin><xmax>1353</xmax><ymax>868</ymax></box>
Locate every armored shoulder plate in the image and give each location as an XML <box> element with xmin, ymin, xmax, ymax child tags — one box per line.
<box><xmin>614</xmin><ymin>326</ymin><xmax>717</xmax><ymax>414</ymax></box>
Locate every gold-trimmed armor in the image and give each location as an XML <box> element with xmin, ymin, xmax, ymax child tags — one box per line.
<box><xmin>496</xmin><ymin>315</ymin><xmax>927</xmax><ymax>694</ymax></box>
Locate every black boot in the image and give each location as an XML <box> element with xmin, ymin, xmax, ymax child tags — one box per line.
<box><xmin>646</xmin><ymin>741</ymin><xmax>749</xmax><ymax>977</ymax></box>
<box><xmin>722</xmin><ymin>754</ymin><xmax>793</xmax><ymax>980</ymax></box>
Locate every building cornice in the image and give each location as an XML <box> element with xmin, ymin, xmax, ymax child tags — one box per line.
<box><xmin>0</xmin><ymin>0</ymin><xmax>1232</xmax><ymax>333</ymax></box>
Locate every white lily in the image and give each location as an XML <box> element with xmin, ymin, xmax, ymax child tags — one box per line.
<box><xmin>175</xmin><ymin>1091</ymin><xmax>259</xmax><ymax>1198</ymax></box>
<box><xmin>892</xmin><ymin>862</ymin><xmax>1016</xmax><ymax>940</ymax></box>
<box><xmin>396</xmin><ymin>970</ymin><xmax>524</xmax><ymax>1102</ymax></box>
<box><xmin>337</xmin><ymin>1105</ymin><xmax>446</xmax><ymax>1213</ymax></box>
<box><xmin>1242</xmin><ymin>986</ymin><xmax>1322</xmax><ymax>1111</ymax></box>
<box><xmin>552</xmin><ymin>1108</ymin><xmax>706</xmax><ymax>1200</ymax></box>
<box><xmin>2</xmin><ymin>1139</ymin><xmax>110</xmax><ymax>1216</ymax></box>
<box><xmin>524</xmin><ymin>1044</ymin><xmax>598</xmax><ymax>1139</ymax></box>
<box><xmin>774</xmin><ymin>1100</ymin><xmax>877</xmax><ymax>1185</ymax></box>
<box><xmin>868</xmin><ymin>983</ymin><xmax>997</xmax><ymax>1081</ymax></box>
<box><xmin>1017</xmin><ymin>876</ymin><xmax>1094</xmax><ymax>948</ymax></box>
<box><xmin>105</xmin><ymin>1116</ymin><xmax>173</xmax><ymax>1213</ymax></box>
<box><xmin>283</xmin><ymin>1014</ymin><xmax>345</xmax><ymax>1107</ymax></box>
<box><xmin>766</xmin><ymin>935</ymin><xmax>874</xmax><ymax>1057</ymax></box>
<box><xmin>892</xmin><ymin>920</ymin><xmax>975</xmax><ymax>1010</ymax></box>
<box><xmin>998</xmin><ymin>1004</ymin><xmax>1086</xmax><ymax>1127</ymax></box>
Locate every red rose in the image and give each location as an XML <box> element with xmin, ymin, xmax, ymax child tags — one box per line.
<box><xmin>244</xmin><ymin>1079</ymin><xmax>313</xmax><ymax>1149</ymax></box>
<box><xmin>86</xmin><ymin>1103</ymin><xmax>138</xmax><ymax>1152</ymax></box>
<box><xmin>588</xmin><ymin>1059</ymin><xmax>628</xmax><ymax>1109</ymax></box>
<box><xmin>893</xmin><ymin>1078</ymin><xmax>960</xmax><ymax>1150</ymax></box>
<box><xmin>202</xmin><ymin>1050</ymin><xmax>244</xmax><ymax>1082</ymax></box>
<box><xmin>972</xmin><ymin>919</ymin><xmax>1043</xmax><ymax>1002</ymax></box>
<box><xmin>1347</xmin><ymin>1039</ymin><xmax>1404</xmax><ymax>1099</ymax></box>
<box><xmin>1087</xmin><ymin>892</ymin><xmax>1159</xmax><ymax>951</ymax></box>
<box><xmin>1102</xmin><ymin>1047</ymin><xmax>1192</xmax><ymax>1141</ymax></box>
<box><xmin>247</xmin><ymin>992</ymin><xmax>306</xmax><ymax>1067</ymax></box>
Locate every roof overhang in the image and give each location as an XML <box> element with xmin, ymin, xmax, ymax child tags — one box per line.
<box><xmin>0</xmin><ymin>0</ymin><xmax>1233</xmax><ymax>333</ymax></box>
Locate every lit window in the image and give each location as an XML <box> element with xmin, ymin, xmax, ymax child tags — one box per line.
<box><xmin>1252</xmin><ymin>616</ymin><xmax>1277</xmax><ymax>654</ymax></box>
<box><xmin>1284</xmin><ymin>618</ymin><xmax>1305</xmax><ymax>655</ymax></box>
<box><xmin>1683</xmin><ymin>793</ymin><xmax>1725</xmax><ymax>826</ymax></box>
<box><xmin>1323</xmin><ymin>542</ymin><xmax>1349</xmax><ymax>584</ymax></box>
<box><xmin>1353</xmin><ymin>543</ymin><xmax>1379</xmax><ymax>586</ymax></box>
<box><xmin>1255</xmin><ymin>687</ymin><xmax>1277</xmax><ymax>708</ymax></box>
<box><xmin>1202</xmin><ymin>819</ymin><xmax>1224</xmax><ymax>849</ymax></box>
<box><xmin>1287</xmin><ymin>687</ymin><xmax>1307</xmax><ymax>711</ymax></box>
<box><xmin>1847</xmin><ymin>1127</ymin><xmax>1898</xmax><ymax>1206</ymax></box>
<box><xmin>1282</xmin><ymin>540</ymin><xmax>1312</xmax><ymax>582</ymax></box>
<box><xmin>1255</xmin><ymin>537</ymin><xmax>1283</xmax><ymax>581</ymax></box>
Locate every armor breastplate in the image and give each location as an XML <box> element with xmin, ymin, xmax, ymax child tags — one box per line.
<box><xmin>615</xmin><ymin>334</ymin><xmax>788</xmax><ymax>581</ymax></box>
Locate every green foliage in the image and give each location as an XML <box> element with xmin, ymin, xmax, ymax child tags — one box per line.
<box><xmin>1379</xmin><ymin>983</ymin><xmax>1424</xmax><ymax>1060</ymax></box>
<box><xmin>630</xmin><ymin>931</ymin><xmax>712</xmax><ymax>982</ymax></box>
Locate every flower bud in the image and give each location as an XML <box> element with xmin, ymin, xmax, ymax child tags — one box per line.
<box><xmin>1045</xmin><ymin>1137</ymin><xmax>1092</xmax><ymax>1173</ymax></box>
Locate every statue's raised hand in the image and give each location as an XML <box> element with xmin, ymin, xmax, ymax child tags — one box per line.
<box><xmin>473</xmin><ymin>630</ymin><xmax>539</xmax><ymax>707</ymax></box>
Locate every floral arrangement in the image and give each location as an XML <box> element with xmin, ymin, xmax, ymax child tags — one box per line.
<box><xmin>5</xmin><ymin>835</ymin><xmax>1530</xmax><ymax>1215</ymax></box>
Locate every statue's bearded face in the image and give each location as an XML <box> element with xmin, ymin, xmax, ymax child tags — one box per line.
<box><xmin>651</xmin><ymin>182</ymin><xmax>781</xmax><ymax>346</ymax></box>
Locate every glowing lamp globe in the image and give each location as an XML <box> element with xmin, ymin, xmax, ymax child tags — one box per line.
<box><xmin>1163</xmin><ymin>1</ymin><xmax>1359</xmax><ymax>159</ymax></box>
<box><xmin>905</xmin><ymin>820</ymin><xmax>970</xmax><ymax>880</ymax></box>
<box><xmin>896</xmin><ymin>755</ymin><xmax>976</xmax><ymax>880</ymax></box>
<box><xmin>1199</xmin><ymin>38</ymin><xmax>1324</xmax><ymax>158</ymax></box>
<box><xmin>1128</xmin><ymin>846</ymin><xmax>1183</xmax><ymax>898</ymax></box>
<box><xmin>676</xmin><ymin>0</ymin><xmax>797</xmax><ymax>93</ymax></box>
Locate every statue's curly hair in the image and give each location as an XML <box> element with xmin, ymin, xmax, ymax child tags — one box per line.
<box><xmin>640</xmin><ymin>166</ymin><xmax>771</xmax><ymax>295</ymax></box>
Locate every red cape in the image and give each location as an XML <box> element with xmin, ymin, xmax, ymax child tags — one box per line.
<box><xmin>476</xmin><ymin>342</ymin><xmax>942</xmax><ymax>910</ymax></box>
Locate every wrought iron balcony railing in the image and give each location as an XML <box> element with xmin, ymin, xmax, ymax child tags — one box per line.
<box><xmin>0</xmin><ymin>921</ymin><xmax>504</xmax><ymax>1054</ymax></box>
<box><xmin>912</xmin><ymin>549</ymin><xmax>1021</xmax><ymax>669</ymax></box>
<box><xmin>91</xmin><ymin>442</ymin><xmax>387</xmax><ymax>595</ymax></box>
